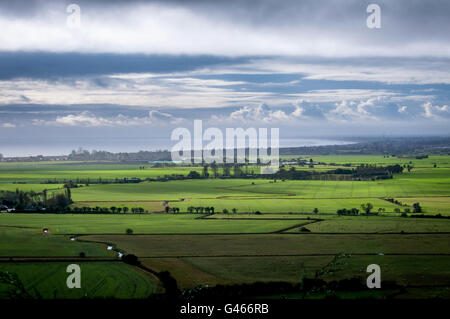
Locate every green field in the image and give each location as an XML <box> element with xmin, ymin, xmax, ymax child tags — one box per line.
<box><xmin>286</xmin><ymin>216</ymin><xmax>450</xmax><ymax>233</ymax></box>
<box><xmin>1</xmin><ymin>155</ymin><xmax>450</xmax><ymax>299</ymax></box>
<box><xmin>0</xmin><ymin>214</ymin><xmax>302</xmax><ymax>234</ymax></box>
<box><xmin>0</xmin><ymin>227</ymin><xmax>114</xmax><ymax>257</ymax></box>
<box><xmin>1</xmin><ymin>156</ymin><xmax>450</xmax><ymax>215</ymax></box>
<box><xmin>0</xmin><ymin>162</ymin><xmax>201</xmax><ymax>183</ymax></box>
<box><xmin>0</xmin><ymin>262</ymin><xmax>158</xmax><ymax>299</ymax></box>
<box><xmin>81</xmin><ymin>232</ymin><xmax>450</xmax><ymax>293</ymax></box>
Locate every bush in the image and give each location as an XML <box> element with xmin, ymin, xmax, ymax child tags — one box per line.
<box><xmin>79</xmin><ymin>252</ymin><xmax>86</xmax><ymax>258</ymax></box>
<box><xmin>158</xmin><ymin>271</ymin><xmax>179</xmax><ymax>297</ymax></box>
<box><xmin>126</xmin><ymin>228</ymin><xmax>133</xmax><ymax>235</ymax></box>
<box><xmin>122</xmin><ymin>254</ymin><xmax>140</xmax><ymax>265</ymax></box>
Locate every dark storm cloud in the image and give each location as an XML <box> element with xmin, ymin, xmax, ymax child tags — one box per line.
<box><xmin>1</xmin><ymin>0</ymin><xmax>449</xmax><ymax>56</ymax></box>
<box><xmin>0</xmin><ymin>52</ymin><xmax>248</xmax><ymax>79</ymax></box>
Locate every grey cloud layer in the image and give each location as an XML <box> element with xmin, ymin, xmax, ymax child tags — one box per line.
<box><xmin>0</xmin><ymin>0</ymin><xmax>449</xmax><ymax>57</ymax></box>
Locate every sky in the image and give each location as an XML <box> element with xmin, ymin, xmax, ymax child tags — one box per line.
<box><xmin>0</xmin><ymin>0</ymin><xmax>449</xmax><ymax>156</ymax></box>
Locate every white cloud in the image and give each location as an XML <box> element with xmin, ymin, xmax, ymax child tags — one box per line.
<box><xmin>54</xmin><ymin>112</ymin><xmax>113</xmax><ymax>126</ymax></box>
<box><xmin>398</xmin><ymin>105</ymin><xmax>407</xmax><ymax>113</ymax></box>
<box><xmin>211</xmin><ymin>103</ymin><xmax>291</xmax><ymax>124</ymax></box>
<box><xmin>246</xmin><ymin>59</ymin><xmax>450</xmax><ymax>85</ymax></box>
<box><xmin>326</xmin><ymin>100</ymin><xmax>377</xmax><ymax>122</ymax></box>
<box><xmin>356</xmin><ymin>98</ymin><xmax>376</xmax><ymax>115</ymax></box>
<box><xmin>33</xmin><ymin>110</ymin><xmax>183</xmax><ymax>127</ymax></box>
<box><xmin>422</xmin><ymin>102</ymin><xmax>449</xmax><ymax>119</ymax></box>
<box><xmin>0</xmin><ymin>76</ymin><xmax>275</xmax><ymax>109</ymax></box>
<box><xmin>0</xmin><ymin>122</ymin><xmax>16</xmax><ymax>128</ymax></box>
<box><xmin>288</xmin><ymin>89</ymin><xmax>398</xmax><ymax>103</ymax></box>
<box><xmin>292</xmin><ymin>106</ymin><xmax>305</xmax><ymax>117</ymax></box>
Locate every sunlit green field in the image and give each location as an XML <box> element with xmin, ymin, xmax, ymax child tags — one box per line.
<box><xmin>0</xmin><ymin>162</ymin><xmax>202</xmax><ymax>183</ymax></box>
<box><xmin>1</xmin><ymin>155</ymin><xmax>450</xmax><ymax>215</ymax></box>
<box><xmin>1</xmin><ymin>155</ymin><xmax>450</xmax><ymax>299</ymax></box>
<box><xmin>0</xmin><ymin>214</ymin><xmax>301</xmax><ymax>234</ymax></box>
<box><xmin>281</xmin><ymin>154</ymin><xmax>450</xmax><ymax>167</ymax></box>
<box><xmin>0</xmin><ymin>227</ymin><xmax>114</xmax><ymax>257</ymax></box>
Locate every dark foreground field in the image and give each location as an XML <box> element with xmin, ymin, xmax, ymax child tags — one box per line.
<box><xmin>1</xmin><ymin>212</ymin><xmax>449</xmax><ymax>299</ymax></box>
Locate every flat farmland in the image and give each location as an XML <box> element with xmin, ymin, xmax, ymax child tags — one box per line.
<box><xmin>1</xmin><ymin>156</ymin><xmax>450</xmax><ymax>215</ymax></box>
<box><xmin>283</xmin><ymin>155</ymin><xmax>450</xmax><ymax>167</ymax></box>
<box><xmin>0</xmin><ymin>162</ymin><xmax>202</xmax><ymax>183</ymax></box>
<box><xmin>397</xmin><ymin>197</ymin><xmax>450</xmax><ymax>214</ymax></box>
<box><xmin>286</xmin><ymin>216</ymin><xmax>450</xmax><ymax>233</ymax></box>
<box><xmin>81</xmin><ymin>233</ymin><xmax>450</xmax><ymax>290</ymax></box>
<box><xmin>0</xmin><ymin>227</ymin><xmax>114</xmax><ymax>257</ymax></box>
<box><xmin>1</xmin><ymin>155</ymin><xmax>449</xmax><ymax>299</ymax></box>
<box><xmin>144</xmin><ymin>255</ymin><xmax>450</xmax><ymax>290</ymax></box>
<box><xmin>0</xmin><ymin>213</ymin><xmax>302</xmax><ymax>234</ymax></box>
<box><xmin>141</xmin><ymin>256</ymin><xmax>332</xmax><ymax>289</ymax></box>
<box><xmin>0</xmin><ymin>183</ymin><xmax>64</xmax><ymax>192</ymax></box>
<box><xmin>80</xmin><ymin>233</ymin><xmax>450</xmax><ymax>257</ymax></box>
<box><xmin>0</xmin><ymin>262</ymin><xmax>158</xmax><ymax>299</ymax></box>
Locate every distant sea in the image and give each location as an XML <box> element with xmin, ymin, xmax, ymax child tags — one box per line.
<box><xmin>0</xmin><ymin>137</ymin><xmax>356</xmax><ymax>157</ymax></box>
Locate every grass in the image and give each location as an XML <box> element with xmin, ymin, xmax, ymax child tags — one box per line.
<box><xmin>282</xmin><ymin>155</ymin><xmax>450</xmax><ymax>167</ymax></box>
<box><xmin>0</xmin><ymin>262</ymin><xmax>157</xmax><ymax>299</ymax></box>
<box><xmin>397</xmin><ymin>197</ymin><xmax>450</xmax><ymax>215</ymax></box>
<box><xmin>2</xmin><ymin>156</ymin><xmax>450</xmax><ymax>215</ymax></box>
<box><xmin>141</xmin><ymin>256</ymin><xmax>331</xmax><ymax>289</ymax></box>
<box><xmin>0</xmin><ymin>213</ymin><xmax>301</xmax><ymax>234</ymax></box>
<box><xmin>62</xmin><ymin>166</ymin><xmax>450</xmax><ymax>214</ymax></box>
<box><xmin>80</xmin><ymin>233</ymin><xmax>450</xmax><ymax>257</ymax></box>
<box><xmin>1</xmin><ymin>155</ymin><xmax>450</xmax><ymax>299</ymax></box>
<box><xmin>287</xmin><ymin>216</ymin><xmax>450</xmax><ymax>233</ymax></box>
<box><xmin>82</xmin><ymin>233</ymin><xmax>450</xmax><ymax>292</ymax></box>
<box><xmin>0</xmin><ymin>227</ymin><xmax>114</xmax><ymax>257</ymax></box>
<box><xmin>0</xmin><ymin>183</ymin><xmax>64</xmax><ymax>192</ymax></box>
<box><xmin>0</xmin><ymin>162</ymin><xmax>202</xmax><ymax>183</ymax></box>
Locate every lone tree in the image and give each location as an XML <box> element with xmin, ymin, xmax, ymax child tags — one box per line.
<box><xmin>412</xmin><ymin>202</ymin><xmax>422</xmax><ymax>213</ymax></box>
<box><xmin>126</xmin><ymin>228</ymin><xmax>133</xmax><ymax>235</ymax></box>
<box><xmin>313</xmin><ymin>208</ymin><xmax>319</xmax><ymax>214</ymax></box>
<box><xmin>202</xmin><ymin>164</ymin><xmax>209</xmax><ymax>178</ymax></box>
<box><xmin>211</xmin><ymin>162</ymin><xmax>219</xmax><ymax>178</ymax></box>
<box><xmin>187</xmin><ymin>171</ymin><xmax>201</xmax><ymax>179</ymax></box>
<box><xmin>361</xmin><ymin>203</ymin><xmax>374</xmax><ymax>214</ymax></box>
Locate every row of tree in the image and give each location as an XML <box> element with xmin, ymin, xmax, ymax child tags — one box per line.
<box><xmin>337</xmin><ymin>202</ymin><xmax>423</xmax><ymax>215</ymax></box>
<box><xmin>68</xmin><ymin>206</ymin><xmax>146</xmax><ymax>214</ymax></box>
<box><xmin>0</xmin><ymin>187</ymin><xmax>72</xmax><ymax>212</ymax></box>
<box><xmin>164</xmin><ymin>206</ymin><xmax>239</xmax><ymax>214</ymax></box>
